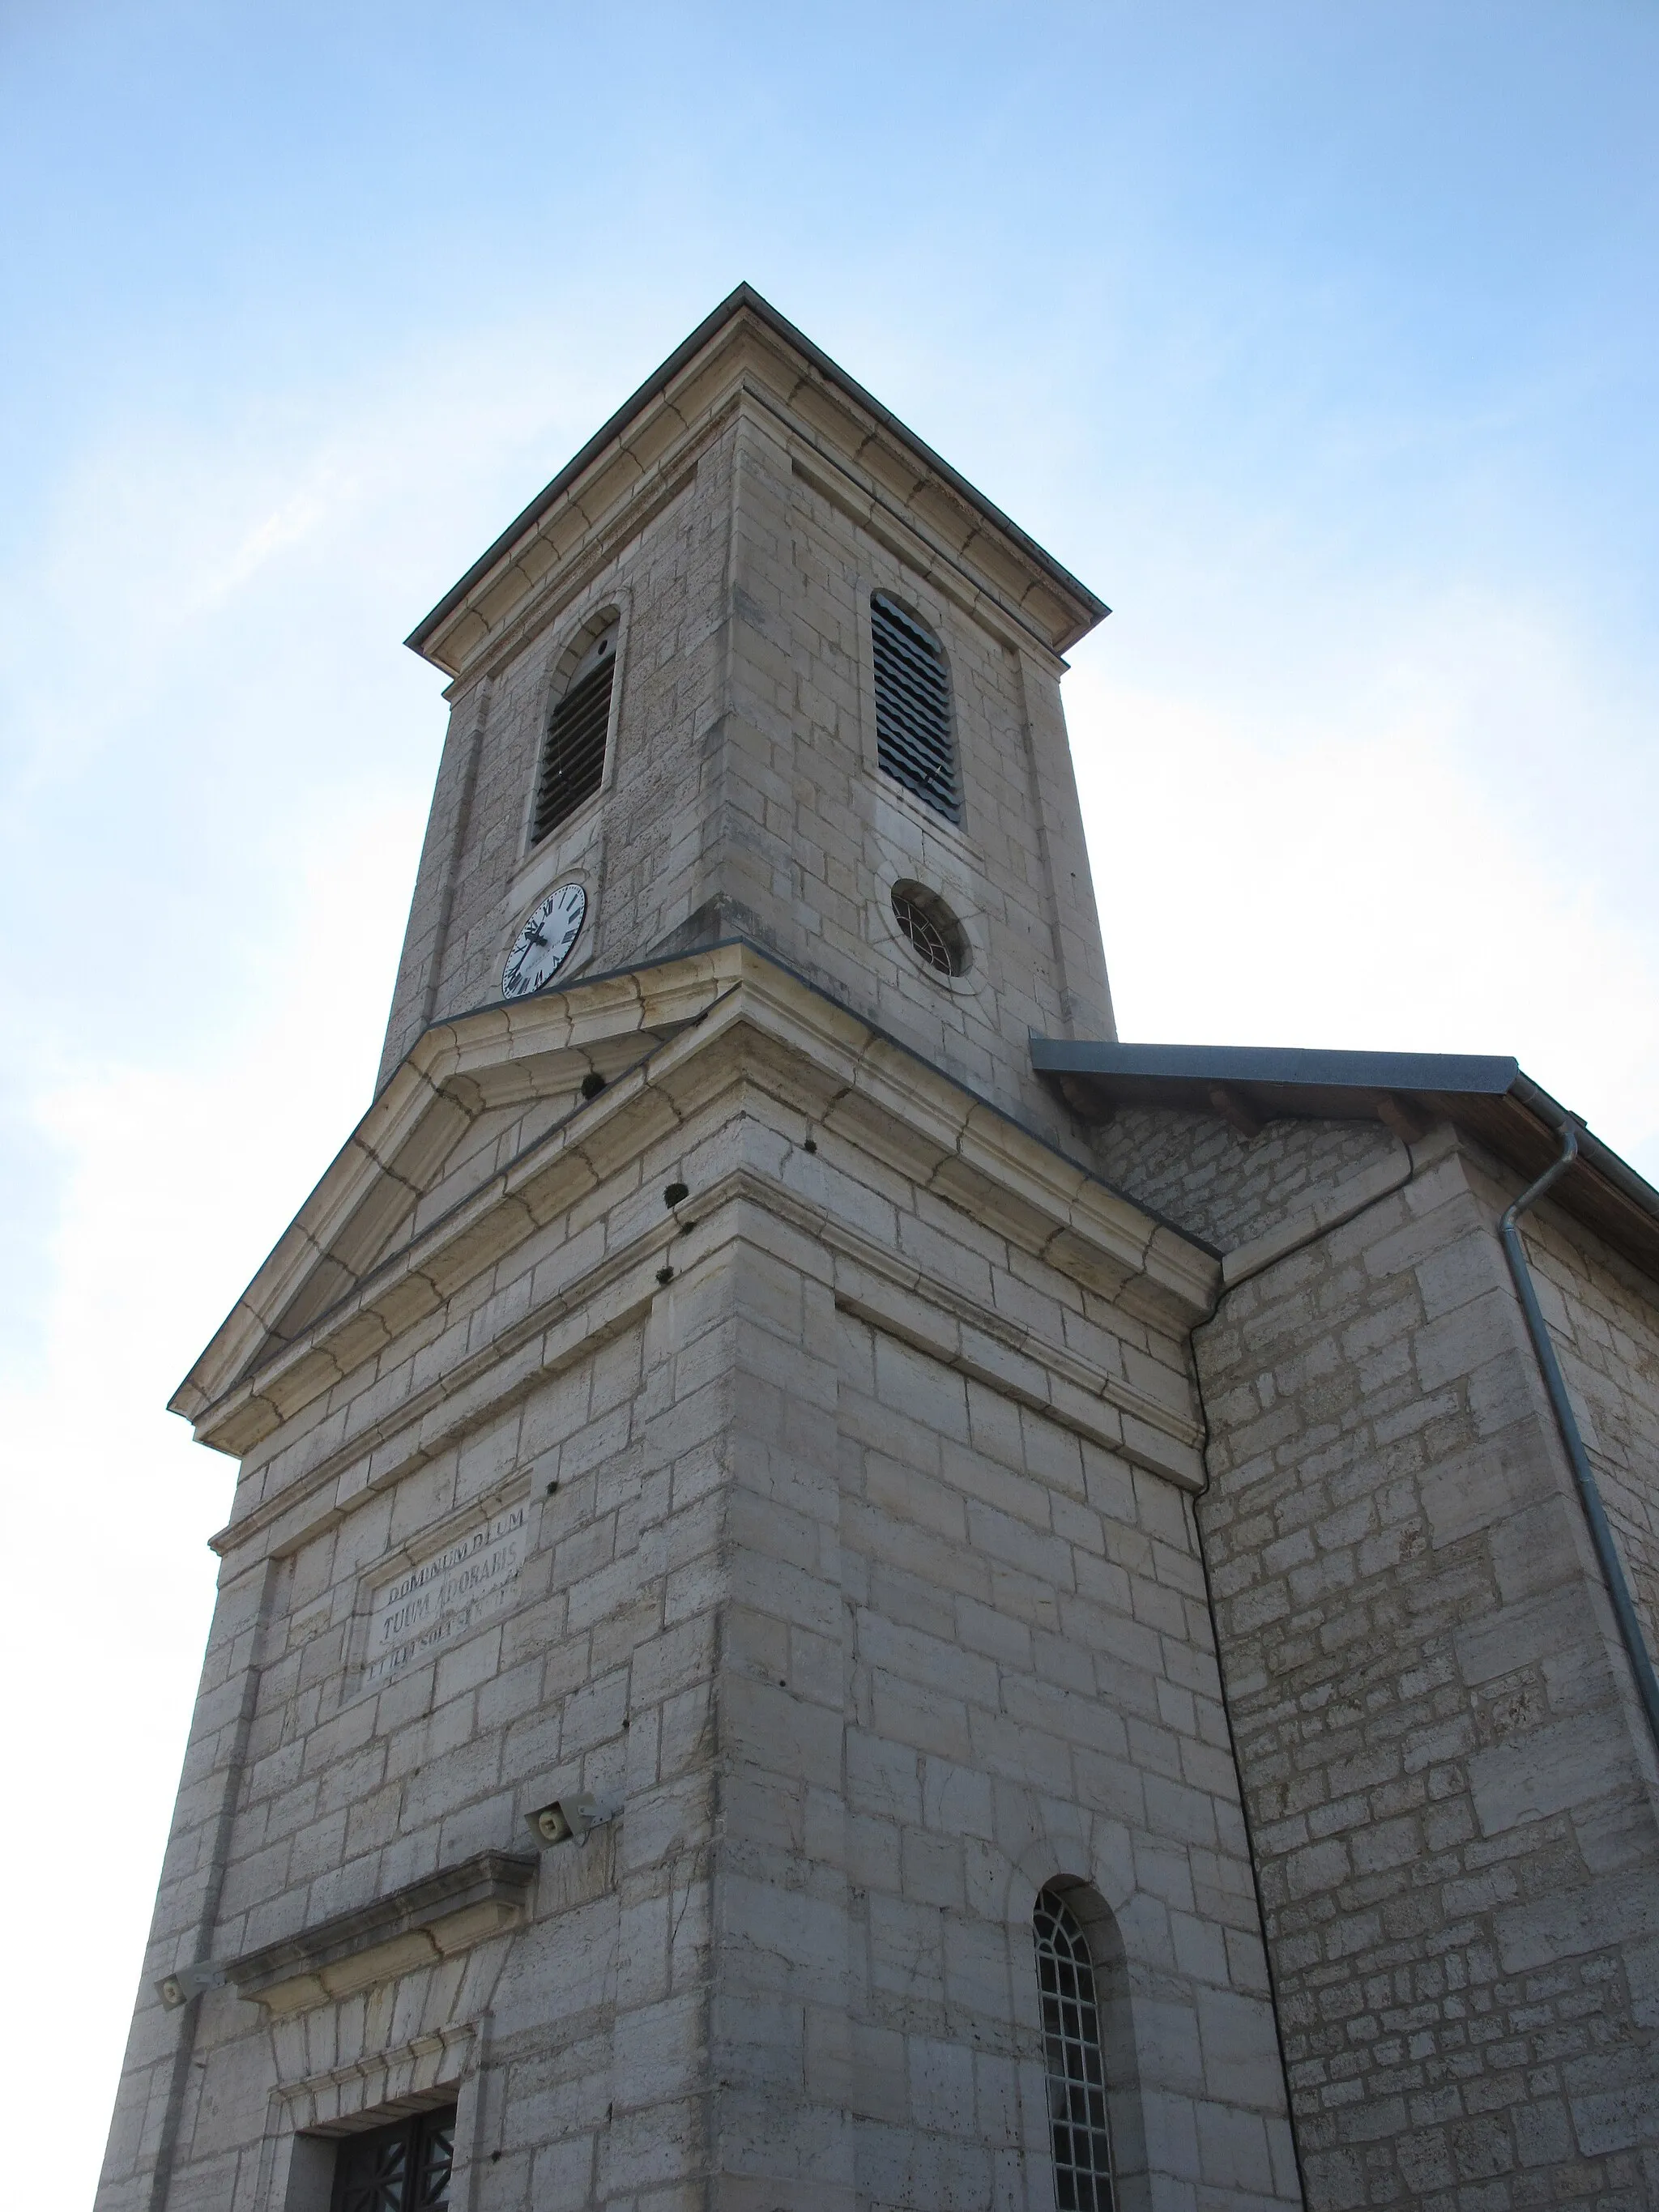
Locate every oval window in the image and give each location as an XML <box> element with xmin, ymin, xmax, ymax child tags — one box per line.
<box><xmin>891</xmin><ymin>882</ymin><xmax>970</xmax><ymax>978</ymax></box>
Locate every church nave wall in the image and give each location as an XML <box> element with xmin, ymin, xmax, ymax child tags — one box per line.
<box><xmin>1196</xmin><ymin>1128</ymin><xmax>1659</xmax><ymax>2210</ymax></box>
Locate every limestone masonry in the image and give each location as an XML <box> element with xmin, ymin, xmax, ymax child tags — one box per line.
<box><xmin>98</xmin><ymin>288</ymin><xmax>1659</xmax><ymax>2212</ymax></box>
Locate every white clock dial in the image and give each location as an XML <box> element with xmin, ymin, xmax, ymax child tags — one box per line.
<box><xmin>501</xmin><ymin>881</ymin><xmax>587</xmax><ymax>999</ymax></box>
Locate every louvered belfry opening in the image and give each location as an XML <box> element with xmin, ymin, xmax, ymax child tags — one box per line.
<box><xmin>531</xmin><ymin>625</ymin><xmax>616</xmax><ymax>846</ymax></box>
<box><xmin>871</xmin><ymin>591</ymin><xmax>960</xmax><ymax>821</ymax></box>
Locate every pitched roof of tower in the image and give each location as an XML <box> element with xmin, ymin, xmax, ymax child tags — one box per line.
<box><xmin>406</xmin><ymin>283</ymin><xmax>1110</xmax><ymax>671</ymax></box>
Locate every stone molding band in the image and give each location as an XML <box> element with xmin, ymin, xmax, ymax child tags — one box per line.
<box><xmin>229</xmin><ymin>1851</ymin><xmax>537</xmax><ymax>2016</ymax></box>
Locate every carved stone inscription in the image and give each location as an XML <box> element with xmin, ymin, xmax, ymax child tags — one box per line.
<box><xmin>365</xmin><ymin>1503</ymin><xmax>528</xmax><ymax>1684</ymax></box>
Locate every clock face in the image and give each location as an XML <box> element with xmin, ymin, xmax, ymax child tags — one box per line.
<box><xmin>502</xmin><ymin>881</ymin><xmax>587</xmax><ymax>999</ymax></box>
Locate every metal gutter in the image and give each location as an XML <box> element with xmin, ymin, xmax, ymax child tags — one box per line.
<box><xmin>1038</xmin><ymin>1027</ymin><xmax>1659</xmax><ymax>1756</ymax></box>
<box><xmin>1499</xmin><ymin>1123</ymin><xmax>1659</xmax><ymax>1762</ymax></box>
<box><xmin>1510</xmin><ymin>1069</ymin><xmax>1659</xmax><ymax>1238</ymax></box>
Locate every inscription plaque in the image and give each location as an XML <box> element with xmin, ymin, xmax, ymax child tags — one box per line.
<box><xmin>365</xmin><ymin>1502</ymin><xmax>528</xmax><ymax>1684</ymax></box>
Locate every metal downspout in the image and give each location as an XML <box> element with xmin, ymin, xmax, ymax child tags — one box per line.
<box><xmin>1499</xmin><ymin>1121</ymin><xmax>1659</xmax><ymax>1759</ymax></box>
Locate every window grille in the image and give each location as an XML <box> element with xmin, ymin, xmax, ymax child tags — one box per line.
<box><xmin>531</xmin><ymin>624</ymin><xmax>616</xmax><ymax>846</ymax></box>
<box><xmin>871</xmin><ymin>592</ymin><xmax>959</xmax><ymax>821</ymax></box>
<box><xmin>891</xmin><ymin>882</ymin><xmax>969</xmax><ymax>977</ymax></box>
<box><xmin>1034</xmin><ymin>1893</ymin><xmax>1116</xmax><ymax>2212</ymax></box>
<box><xmin>330</xmin><ymin>2105</ymin><xmax>455</xmax><ymax>2212</ymax></box>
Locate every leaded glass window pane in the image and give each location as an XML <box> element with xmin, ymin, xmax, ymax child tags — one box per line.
<box><xmin>1034</xmin><ymin>1893</ymin><xmax>1115</xmax><ymax>2212</ymax></box>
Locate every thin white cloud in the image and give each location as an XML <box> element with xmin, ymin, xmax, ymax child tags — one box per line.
<box><xmin>1072</xmin><ymin>644</ymin><xmax>1659</xmax><ymax>1174</ymax></box>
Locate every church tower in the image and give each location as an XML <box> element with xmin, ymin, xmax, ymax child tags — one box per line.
<box><xmin>96</xmin><ymin>289</ymin><xmax>1301</xmax><ymax>2212</ymax></box>
<box><xmin>373</xmin><ymin>285</ymin><xmax>1118</xmax><ymax>1131</ymax></box>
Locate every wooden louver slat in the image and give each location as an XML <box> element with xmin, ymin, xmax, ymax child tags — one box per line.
<box><xmin>531</xmin><ymin>655</ymin><xmax>613</xmax><ymax>845</ymax></box>
<box><xmin>872</xmin><ymin>592</ymin><xmax>959</xmax><ymax>821</ymax></box>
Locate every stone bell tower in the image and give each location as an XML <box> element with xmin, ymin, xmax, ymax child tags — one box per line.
<box><xmin>96</xmin><ymin>288</ymin><xmax>1300</xmax><ymax>2212</ymax></box>
<box><xmin>373</xmin><ymin>284</ymin><xmax>1117</xmax><ymax>1132</ymax></box>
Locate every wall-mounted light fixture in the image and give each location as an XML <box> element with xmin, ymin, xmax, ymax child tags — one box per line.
<box><xmin>525</xmin><ymin>1792</ymin><xmax>621</xmax><ymax>1849</ymax></box>
<box><xmin>156</xmin><ymin>1961</ymin><xmax>228</xmax><ymax>2010</ymax></box>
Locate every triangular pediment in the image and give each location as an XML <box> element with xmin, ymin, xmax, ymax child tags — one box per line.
<box><xmin>171</xmin><ymin>954</ymin><xmax>734</xmax><ymax>1432</ymax></box>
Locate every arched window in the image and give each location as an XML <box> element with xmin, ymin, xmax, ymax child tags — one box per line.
<box><xmin>531</xmin><ymin>620</ymin><xmax>616</xmax><ymax>845</ymax></box>
<box><xmin>1034</xmin><ymin>1890</ymin><xmax>1116</xmax><ymax>2212</ymax></box>
<box><xmin>871</xmin><ymin>591</ymin><xmax>960</xmax><ymax>822</ymax></box>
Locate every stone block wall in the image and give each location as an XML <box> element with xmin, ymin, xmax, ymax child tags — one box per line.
<box><xmin>714</xmin><ymin>404</ymin><xmax>1115</xmax><ymax>1126</ymax></box>
<box><xmin>1103</xmin><ymin>1105</ymin><xmax>1659</xmax><ymax>2207</ymax></box>
<box><xmin>377</xmin><ymin>423</ymin><xmax>733</xmax><ymax>1090</ymax></box>
<box><xmin>96</xmin><ymin>1550</ymin><xmax>270</xmax><ymax>2210</ymax></box>
<box><xmin>830</xmin><ymin>1300</ymin><xmax>1299</xmax><ymax>2210</ymax></box>
<box><xmin>379</xmin><ymin>387</ymin><xmax>1112</xmax><ymax>1157</ymax></box>
<box><xmin>1094</xmin><ymin>1109</ymin><xmax>1401</xmax><ymax>1261</ymax></box>
<box><xmin>102</xmin><ymin>965</ymin><xmax>1298</xmax><ymax>2212</ymax></box>
<box><xmin>1508</xmin><ymin>1165</ymin><xmax>1659</xmax><ymax>1661</ymax></box>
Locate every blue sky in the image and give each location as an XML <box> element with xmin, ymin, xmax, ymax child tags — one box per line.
<box><xmin>3</xmin><ymin>3</ymin><xmax>1657</xmax><ymax>2197</ymax></box>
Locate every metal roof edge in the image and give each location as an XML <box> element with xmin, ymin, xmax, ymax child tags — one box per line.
<box><xmin>1029</xmin><ymin>1038</ymin><xmax>1521</xmax><ymax>1095</ymax></box>
<box><xmin>1031</xmin><ymin>1035</ymin><xmax>1659</xmax><ymax>1255</ymax></box>
<box><xmin>406</xmin><ymin>283</ymin><xmax>1110</xmax><ymax>660</ymax></box>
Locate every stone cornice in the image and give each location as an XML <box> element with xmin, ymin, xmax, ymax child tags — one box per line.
<box><xmin>177</xmin><ymin>945</ymin><xmax>1218</xmax><ymax>1472</ymax></box>
<box><xmin>407</xmin><ymin>288</ymin><xmax>1107</xmax><ymax>680</ymax></box>
<box><xmin>209</xmin><ymin>1138</ymin><xmax>1208</xmax><ymax>1562</ymax></box>
<box><xmin>228</xmin><ymin>1851</ymin><xmax>536</xmax><ymax>2017</ymax></box>
<box><xmin>169</xmin><ymin>953</ymin><xmax>739</xmax><ymax>1430</ymax></box>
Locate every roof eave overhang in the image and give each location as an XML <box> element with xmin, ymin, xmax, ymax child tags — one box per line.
<box><xmin>405</xmin><ymin>283</ymin><xmax>1110</xmax><ymax>675</ymax></box>
<box><xmin>1031</xmin><ymin>1037</ymin><xmax>1659</xmax><ymax>1287</ymax></box>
